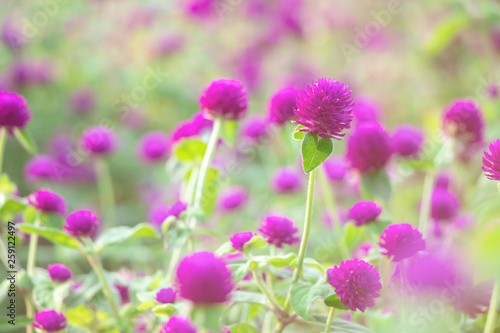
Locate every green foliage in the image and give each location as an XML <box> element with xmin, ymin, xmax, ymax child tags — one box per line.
<box><xmin>324</xmin><ymin>293</ymin><xmax>349</xmax><ymax>310</ymax></box>
<box><xmin>290</xmin><ymin>282</ymin><xmax>331</xmax><ymax>321</ymax></box>
<box><xmin>18</xmin><ymin>224</ymin><xmax>81</xmax><ymax>248</ymax></box>
<box><xmin>93</xmin><ymin>223</ymin><xmax>158</xmax><ymax>252</ymax></box>
<box><xmin>301</xmin><ymin>132</ymin><xmax>333</xmax><ymax>173</ymax></box>
<box><xmin>361</xmin><ymin>169</ymin><xmax>392</xmax><ymax>200</ymax></box>
<box><xmin>174</xmin><ymin>139</ymin><xmax>208</xmax><ymax>162</ymax></box>
<box><xmin>13</xmin><ymin>128</ymin><xmax>37</xmax><ymax>154</ymax></box>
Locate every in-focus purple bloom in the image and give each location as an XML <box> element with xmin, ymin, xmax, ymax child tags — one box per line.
<box><xmin>138</xmin><ymin>131</ymin><xmax>170</xmax><ymax>163</ymax></box>
<box><xmin>48</xmin><ymin>263</ymin><xmax>72</xmax><ymax>282</ymax></box>
<box><xmin>240</xmin><ymin>116</ymin><xmax>269</xmax><ymax>143</ymax></box>
<box><xmin>199</xmin><ymin>79</ymin><xmax>248</xmax><ymax>121</ymax></box>
<box><xmin>69</xmin><ymin>88</ymin><xmax>96</xmax><ymax>115</ymax></box>
<box><xmin>431</xmin><ymin>188</ymin><xmax>459</xmax><ymax>222</ymax></box>
<box><xmin>32</xmin><ymin>310</ymin><xmax>66</xmax><ymax>332</ymax></box>
<box><xmin>217</xmin><ymin>186</ymin><xmax>249</xmax><ymax>213</ymax></box>
<box><xmin>442</xmin><ymin>99</ymin><xmax>484</xmax><ymax>144</ymax></box>
<box><xmin>176</xmin><ymin>251</ymin><xmax>233</xmax><ymax>304</ymax></box>
<box><xmin>24</xmin><ymin>155</ymin><xmax>60</xmax><ymax>182</ymax></box>
<box><xmin>230</xmin><ymin>231</ymin><xmax>255</xmax><ymax>251</ymax></box>
<box><xmin>346</xmin><ymin>122</ymin><xmax>392</xmax><ymax>174</ymax></box>
<box><xmin>322</xmin><ymin>157</ymin><xmax>347</xmax><ymax>182</ymax></box>
<box><xmin>352</xmin><ymin>97</ymin><xmax>380</xmax><ymax>124</ymax></box>
<box><xmin>156</xmin><ymin>287</ymin><xmax>176</xmax><ymax>304</ymax></box>
<box><xmin>258</xmin><ymin>215</ymin><xmax>299</xmax><ymax>248</ymax></box>
<box><xmin>64</xmin><ymin>210</ymin><xmax>99</xmax><ymax>237</ymax></box>
<box><xmin>0</xmin><ymin>91</ymin><xmax>31</xmax><ymax>133</ymax></box>
<box><xmin>268</xmin><ymin>87</ymin><xmax>299</xmax><ymax>125</ymax></box>
<box><xmin>348</xmin><ymin>201</ymin><xmax>382</xmax><ymax>226</ymax></box>
<box><xmin>327</xmin><ymin>259</ymin><xmax>382</xmax><ymax>312</ymax></box>
<box><xmin>482</xmin><ymin>139</ymin><xmax>500</xmax><ymax>181</ymax></box>
<box><xmin>391</xmin><ymin>124</ymin><xmax>424</xmax><ymax>158</ymax></box>
<box><xmin>81</xmin><ymin>126</ymin><xmax>116</xmax><ymax>155</ymax></box>
<box><xmin>28</xmin><ymin>189</ymin><xmax>67</xmax><ymax>215</ymax></box>
<box><xmin>271</xmin><ymin>166</ymin><xmax>303</xmax><ymax>194</ymax></box>
<box><xmin>379</xmin><ymin>223</ymin><xmax>425</xmax><ymax>262</ymax></box>
<box><xmin>160</xmin><ymin>316</ymin><xmax>197</xmax><ymax>333</ymax></box>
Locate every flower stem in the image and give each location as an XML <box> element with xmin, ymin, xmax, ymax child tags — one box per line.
<box><xmin>95</xmin><ymin>158</ymin><xmax>116</xmax><ymax>226</ymax></box>
<box><xmin>0</xmin><ymin>127</ymin><xmax>7</xmax><ymax>173</ymax></box>
<box><xmin>324</xmin><ymin>307</ymin><xmax>335</xmax><ymax>333</ymax></box>
<box><xmin>251</xmin><ymin>268</ymin><xmax>281</xmax><ymax>312</ymax></box>
<box><xmin>26</xmin><ymin>212</ymin><xmax>41</xmax><ymax>277</ymax></box>
<box><xmin>484</xmin><ymin>278</ymin><xmax>500</xmax><ymax>333</ymax></box>
<box><xmin>23</xmin><ymin>294</ymin><xmax>34</xmax><ymax>333</ymax></box>
<box><xmin>418</xmin><ymin>170</ymin><xmax>435</xmax><ymax>238</ymax></box>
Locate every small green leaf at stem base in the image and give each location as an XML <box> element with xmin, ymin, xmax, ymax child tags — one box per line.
<box><xmin>301</xmin><ymin>133</ymin><xmax>333</xmax><ymax>173</ymax></box>
<box><xmin>324</xmin><ymin>293</ymin><xmax>350</xmax><ymax>310</ymax></box>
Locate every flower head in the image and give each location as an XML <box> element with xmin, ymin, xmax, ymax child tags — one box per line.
<box><xmin>156</xmin><ymin>288</ymin><xmax>176</xmax><ymax>304</ymax></box>
<box><xmin>138</xmin><ymin>131</ymin><xmax>170</xmax><ymax>163</ymax></box>
<box><xmin>293</xmin><ymin>78</ymin><xmax>353</xmax><ymax>139</ymax></box>
<box><xmin>81</xmin><ymin>126</ymin><xmax>116</xmax><ymax>155</ymax></box>
<box><xmin>69</xmin><ymin>88</ymin><xmax>95</xmax><ymax>114</ymax></box>
<box><xmin>322</xmin><ymin>157</ymin><xmax>347</xmax><ymax>181</ymax></box>
<box><xmin>1</xmin><ymin>20</ymin><xmax>23</xmax><ymax>50</ymax></box>
<box><xmin>391</xmin><ymin>124</ymin><xmax>424</xmax><ymax>158</ymax></box>
<box><xmin>0</xmin><ymin>91</ymin><xmax>31</xmax><ymax>132</ymax></box>
<box><xmin>271</xmin><ymin>166</ymin><xmax>303</xmax><ymax>194</ymax></box>
<box><xmin>167</xmin><ymin>201</ymin><xmax>187</xmax><ymax>218</ymax></box>
<box><xmin>268</xmin><ymin>87</ymin><xmax>299</xmax><ymax>125</ymax></box>
<box><xmin>240</xmin><ymin>116</ymin><xmax>269</xmax><ymax>143</ymax></box>
<box><xmin>217</xmin><ymin>186</ymin><xmax>249</xmax><ymax>213</ymax></box>
<box><xmin>482</xmin><ymin>139</ymin><xmax>500</xmax><ymax>181</ymax></box>
<box><xmin>352</xmin><ymin>97</ymin><xmax>380</xmax><ymax>124</ymax></box>
<box><xmin>28</xmin><ymin>189</ymin><xmax>66</xmax><ymax>215</ymax></box>
<box><xmin>379</xmin><ymin>223</ymin><xmax>425</xmax><ymax>262</ymax></box>
<box><xmin>160</xmin><ymin>316</ymin><xmax>197</xmax><ymax>333</ymax></box>
<box><xmin>327</xmin><ymin>259</ymin><xmax>382</xmax><ymax>312</ymax></box>
<box><xmin>24</xmin><ymin>155</ymin><xmax>60</xmax><ymax>182</ymax></box>
<box><xmin>258</xmin><ymin>215</ymin><xmax>299</xmax><ymax>247</ymax></box>
<box><xmin>431</xmin><ymin>188</ymin><xmax>459</xmax><ymax>222</ymax></box>
<box><xmin>64</xmin><ymin>210</ymin><xmax>99</xmax><ymax>237</ymax></box>
<box><xmin>176</xmin><ymin>251</ymin><xmax>233</xmax><ymax>304</ymax></box>
<box><xmin>348</xmin><ymin>201</ymin><xmax>382</xmax><ymax>226</ymax></box>
<box><xmin>230</xmin><ymin>231</ymin><xmax>255</xmax><ymax>251</ymax></box>
<box><xmin>442</xmin><ymin>99</ymin><xmax>484</xmax><ymax>144</ymax></box>
<box><xmin>32</xmin><ymin>310</ymin><xmax>66</xmax><ymax>332</ymax></box>
<box><xmin>199</xmin><ymin>79</ymin><xmax>248</xmax><ymax>121</ymax></box>
<box><xmin>114</xmin><ymin>284</ymin><xmax>130</xmax><ymax>304</ymax></box>
<box><xmin>170</xmin><ymin>112</ymin><xmax>213</xmax><ymax>146</ymax></box>
<box><xmin>148</xmin><ymin>204</ymin><xmax>170</xmax><ymax>227</ymax></box>
<box><xmin>48</xmin><ymin>263</ymin><xmax>72</xmax><ymax>282</ymax></box>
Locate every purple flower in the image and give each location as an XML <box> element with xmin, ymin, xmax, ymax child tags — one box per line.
<box><xmin>160</xmin><ymin>316</ymin><xmax>197</xmax><ymax>333</ymax></box>
<box><xmin>405</xmin><ymin>252</ymin><xmax>457</xmax><ymax>291</ymax></box>
<box><xmin>217</xmin><ymin>186</ymin><xmax>249</xmax><ymax>213</ymax></box>
<box><xmin>258</xmin><ymin>215</ymin><xmax>299</xmax><ymax>248</ymax></box>
<box><xmin>28</xmin><ymin>189</ymin><xmax>66</xmax><ymax>215</ymax></box>
<box><xmin>435</xmin><ymin>172</ymin><xmax>451</xmax><ymax>189</ymax></box>
<box><xmin>0</xmin><ymin>91</ymin><xmax>31</xmax><ymax>133</ymax></box>
<box><xmin>346</xmin><ymin>122</ymin><xmax>392</xmax><ymax>174</ymax></box>
<box><xmin>240</xmin><ymin>116</ymin><xmax>269</xmax><ymax>143</ymax></box>
<box><xmin>114</xmin><ymin>284</ymin><xmax>130</xmax><ymax>304</ymax></box>
<box><xmin>326</xmin><ymin>259</ymin><xmax>382</xmax><ymax>312</ymax></box>
<box><xmin>379</xmin><ymin>223</ymin><xmax>425</xmax><ymax>262</ymax></box>
<box><xmin>391</xmin><ymin>125</ymin><xmax>424</xmax><ymax>158</ymax></box>
<box><xmin>293</xmin><ymin>78</ymin><xmax>353</xmax><ymax>139</ymax></box>
<box><xmin>175</xmin><ymin>251</ymin><xmax>233</xmax><ymax>304</ymax></box>
<box><xmin>431</xmin><ymin>188</ymin><xmax>459</xmax><ymax>222</ymax></box>
<box><xmin>156</xmin><ymin>288</ymin><xmax>176</xmax><ymax>304</ymax></box>
<box><xmin>271</xmin><ymin>166</ymin><xmax>303</xmax><ymax>194</ymax></box>
<box><xmin>442</xmin><ymin>99</ymin><xmax>484</xmax><ymax>144</ymax></box>
<box><xmin>267</xmin><ymin>87</ymin><xmax>299</xmax><ymax>125</ymax></box>
<box><xmin>32</xmin><ymin>310</ymin><xmax>66</xmax><ymax>332</ymax></box>
<box><xmin>10</xmin><ymin>60</ymin><xmax>53</xmax><ymax>87</ymax></box>
<box><xmin>81</xmin><ymin>126</ymin><xmax>116</xmax><ymax>155</ymax></box>
<box><xmin>48</xmin><ymin>263</ymin><xmax>72</xmax><ymax>282</ymax></box>
<box><xmin>1</xmin><ymin>20</ymin><xmax>24</xmax><ymax>50</ymax></box>
<box><xmin>153</xmin><ymin>34</ymin><xmax>184</xmax><ymax>58</ymax></box>
<box><xmin>183</xmin><ymin>0</ymin><xmax>217</xmax><ymax>20</ymax></box>
<box><xmin>24</xmin><ymin>155</ymin><xmax>60</xmax><ymax>182</ymax></box>
<box><xmin>138</xmin><ymin>131</ymin><xmax>170</xmax><ymax>163</ymax></box>
<box><xmin>199</xmin><ymin>79</ymin><xmax>248</xmax><ymax>121</ymax></box>
<box><xmin>230</xmin><ymin>231</ymin><xmax>255</xmax><ymax>251</ymax></box>
<box><xmin>322</xmin><ymin>157</ymin><xmax>347</xmax><ymax>182</ymax></box>
<box><xmin>167</xmin><ymin>201</ymin><xmax>188</xmax><ymax>218</ymax></box>
<box><xmin>170</xmin><ymin>112</ymin><xmax>213</xmax><ymax>146</ymax></box>
<box><xmin>69</xmin><ymin>88</ymin><xmax>95</xmax><ymax>115</ymax></box>
<box><xmin>348</xmin><ymin>201</ymin><xmax>382</xmax><ymax>226</ymax></box>
<box><xmin>482</xmin><ymin>139</ymin><xmax>500</xmax><ymax>181</ymax></box>
<box><xmin>64</xmin><ymin>210</ymin><xmax>99</xmax><ymax>237</ymax></box>
<box><xmin>352</xmin><ymin>97</ymin><xmax>380</xmax><ymax>124</ymax></box>
<box><xmin>148</xmin><ymin>204</ymin><xmax>170</xmax><ymax>226</ymax></box>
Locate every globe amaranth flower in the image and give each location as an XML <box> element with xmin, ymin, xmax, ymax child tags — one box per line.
<box><xmin>379</xmin><ymin>223</ymin><xmax>425</xmax><ymax>262</ymax></box>
<box><xmin>352</xmin><ymin>97</ymin><xmax>380</xmax><ymax>124</ymax></box>
<box><xmin>28</xmin><ymin>189</ymin><xmax>66</xmax><ymax>215</ymax></box>
<box><xmin>156</xmin><ymin>287</ymin><xmax>176</xmax><ymax>304</ymax></box>
<box><xmin>482</xmin><ymin>139</ymin><xmax>500</xmax><ymax>181</ymax></box>
<box><xmin>138</xmin><ymin>131</ymin><xmax>170</xmax><ymax>163</ymax></box>
<box><xmin>176</xmin><ymin>251</ymin><xmax>233</xmax><ymax>304</ymax></box>
<box><xmin>217</xmin><ymin>186</ymin><xmax>249</xmax><ymax>213</ymax></box>
<box><xmin>405</xmin><ymin>252</ymin><xmax>458</xmax><ymax>292</ymax></box>
<box><xmin>0</xmin><ymin>91</ymin><xmax>31</xmax><ymax>133</ymax></box>
<box><xmin>267</xmin><ymin>87</ymin><xmax>299</xmax><ymax>125</ymax></box>
<box><xmin>322</xmin><ymin>157</ymin><xmax>347</xmax><ymax>182</ymax></box>
<box><xmin>230</xmin><ymin>231</ymin><xmax>255</xmax><ymax>251</ymax></box>
<box><xmin>10</xmin><ymin>60</ymin><xmax>54</xmax><ymax>87</ymax></box>
<box><xmin>431</xmin><ymin>188</ymin><xmax>459</xmax><ymax>222</ymax></box>
<box><xmin>327</xmin><ymin>259</ymin><xmax>382</xmax><ymax>312</ymax></box>
<box><xmin>391</xmin><ymin>124</ymin><xmax>424</xmax><ymax>158</ymax></box>
<box><xmin>24</xmin><ymin>155</ymin><xmax>60</xmax><ymax>182</ymax></box>
<box><xmin>346</xmin><ymin>122</ymin><xmax>392</xmax><ymax>174</ymax></box>
<box><xmin>167</xmin><ymin>201</ymin><xmax>187</xmax><ymax>218</ymax></box>
<box><xmin>114</xmin><ymin>284</ymin><xmax>130</xmax><ymax>304</ymax></box>
<box><xmin>271</xmin><ymin>166</ymin><xmax>303</xmax><ymax>194</ymax></box>
<box><xmin>148</xmin><ymin>204</ymin><xmax>170</xmax><ymax>227</ymax></box>
<box><xmin>240</xmin><ymin>116</ymin><xmax>269</xmax><ymax>143</ymax></box>
<box><xmin>32</xmin><ymin>310</ymin><xmax>67</xmax><ymax>332</ymax></box>
<box><xmin>80</xmin><ymin>125</ymin><xmax>116</xmax><ymax>155</ymax></box>
<box><xmin>442</xmin><ymin>99</ymin><xmax>484</xmax><ymax>144</ymax></box>
<box><xmin>199</xmin><ymin>79</ymin><xmax>248</xmax><ymax>121</ymax></box>
<box><xmin>1</xmin><ymin>20</ymin><xmax>23</xmax><ymax>50</ymax></box>
<box><xmin>160</xmin><ymin>316</ymin><xmax>197</xmax><ymax>333</ymax></box>
<box><xmin>69</xmin><ymin>88</ymin><xmax>95</xmax><ymax>114</ymax></box>
<box><xmin>293</xmin><ymin>78</ymin><xmax>353</xmax><ymax>139</ymax></box>
<box><xmin>48</xmin><ymin>263</ymin><xmax>72</xmax><ymax>282</ymax></box>
<box><xmin>169</xmin><ymin>112</ymin><xmax>213</xmax><ymax>146</ymax></box>
<box><xmin>348</xmin><ymin>201</ymin><xmax>382</xmax><ymax>226</ymax></box>
<box><xmin>435</xmin><ymin>172</ymin><xmax>452</xmax><ymax>190</ymax></box>
<box><xmin>64</xmin><ymin>210</ymin><xmax>99</xmax><ymax>237</ymax></box>
<box><xmin>258</xmin><ymin>215</ymin><xmax>299</xmax><ymax>248</ymax></box>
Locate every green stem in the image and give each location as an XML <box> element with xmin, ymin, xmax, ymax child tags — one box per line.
<box><xmin>0</xmin><ymin>238</ymin><xmax>9</xmax><ymax>270</ymax></box>
<box><xmin>23</xmin><ymin>294</ymin><xmax>34</xmax><ymax>333</ymax></box>
<box><xmin>418</xmin><ymin>170</ymin><xmax>435</xmax><ymax>238</ymax></box>
<box><xmin>484</xmin><ymin>278</ymin><xmax>500</xmax><ymax>333</ymax></box>
<box><xmin>251</xmin><ymin>268</ymin><xmax>281</xmax><ymax>312</ymax></box>
<box><xmin>26</xmin><ymin>213</ymin><xmax>41</xmax><ymax>277</ymax></box>
<box><xmin>0</xmin><ymin>127</ymin><xmax>7</xmax><ymax>173</ymax></box>
<box><xmin>95</xmin><ymin>158</ymin><xmax>116</xmax><ymax>226</ymax></box>
<box><xmin>324</xmin><ymin>307</ymin><xmax>335</xmax><ymax>333</ymax></box>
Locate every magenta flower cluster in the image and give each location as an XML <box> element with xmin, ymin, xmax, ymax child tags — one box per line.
<box><xmin>379</xmin><ymin>223</ymin><xmax>425</xmax><ymax>262</ymax></box>
<box><xmin>258</xmin><ymin>215</ymin><xmax>299</xmax><ymax>248</ymax></box>
<box><xmin>199</xmin><ymin>78</ymin><xmax>248</xmax><ymax>121</ymax></box>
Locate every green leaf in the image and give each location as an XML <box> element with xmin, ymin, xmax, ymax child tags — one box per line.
<box><xmin>66</xmin><ymin>305</ymin><xmax>94</xmax><ymax>328</ymax></box>
<box><xmin>94</xmin><ymin>223</ymin><xmax>158</xmax><ymax>252</ymax></box>
<box><xmin>301</xmin><ymin>132</ymin><xmax>333</xmax><ymax>173</ymax></box>
<box><xmin>230</xmin><ymin>291</ymin><xmax>269</xmax><ymax>306</ymax></box>
<box><xmin>137</xmin><ymin>300</ymin><xmax>156</xmax><ymax>311</ymax></box>
<box><xmin>136</xmin><ymin>291</ymin><xmax>156</xmax><ymax>302</ymax></box>
<box><xmin>18</xmin><ymin>224</ymin><xmax>81</xmax><ymax>249</ymax></box>
<box><xmin>191</xmin><ymin>306</ymin><xmax>223</xmax><ymax>332</ymax></box>
<box><xmin>324</xmin><ymin>293</ymin><xmax>349</xmax><ymax>310</ymax></box>
<box><xmin>161</xmin><ymin>216</ymin><xmax>177</xmax><ymax>234</ymax></box>
<box><xmin>231</xmin><ymin>262</ymin><xmax>250</xmax><ymax>282</ymax></box>
<box><xmin>227</xmin><ymin>323</ymin><xmax>259</xmax><ymax>333</ymax></box>
<box><xmin>173</xmin><ymin>139</ymin><xmax>207</xmax><ymax>162</ymax></box>
<box><xmin>13</xmin><ymin>128</ymin><xmax>36</xmax><ymax>154</ymax></box>
<box><xmin>0</xmin><ymin>200</ymin><xmax>26</xmax><ymax>217</ymax></box>
<box><xmin>243</xmin><ymin>235</ymin><xmax>267</xmax><ymax>253</ymax></box>
<box><xmin>201</xmin><ymin>167</ymin><xmax>220</xmax><ymax>217</ymax></box>
<box><xmin>0</xmin><ymin>315</ymin><xmax>31</xmax><ymax>331</ymax></box>
<box><xmin>215</xmin><ymin>242</ymin><xmax>234</xmax><ymax>256</ymax></box>
<box><xmin>360</xmin><ymin>169</ymin><xmax>391</xmax><ymax>200</ymax></box>
<box><xmin>424</xmin><ymin>12</ymin><xmax>470</xmax><ymax>55</ymax></box>
<box><xmin>165</xmin><ymin>226</ymin><xmax>192</xmax><ymax>249</ymax></box>
<box><xmin>0</xmin><ymin>174</ymin><xmax>17</xmax><ymax>194</ymax></box>
<box><xmin>342</xmin><ymin>223</ymin><xmax>364</xmax><ymax>250</ymax></box>
<box><xmin>293</xmin><ymin>124</ymin><xmax>307</xmax><ymax>140</ymax></box>
<box><xmin>33</xmin><ymin>282</ymin><xmax>55</xmax><ymax>309</ymax></box>
<box><xmin>290</xmin><ymin>282</ymin><xmax>331</xmax><ymax>321</ymax></box>
<box><xmin>266</xmin><ymin>253</ymin><xmax>297</xmax><ymax>268</ymax></box>
<box><xmin>221</xmin><ymin>121</ymin><xmax>238</xmax><ymax>146</ymax></box>
<box><xmin>312</xmin><ymin>315</ymin><xmax>375</xmax><ymax>333</ymax></box>
<box><xmin>152</xmin><ymin>304</ymin><xmax>178</xmax><ymax>317</ymax></box>
<box><xmin>23</xmin><ymin>206</ymin><xmax>37</xmax><ymax>224</ymax></box>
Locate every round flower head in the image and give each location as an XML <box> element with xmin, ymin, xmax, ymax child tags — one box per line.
<box><xmin>160</xmin><ymin>316</ymin><xmax>197</xmax><ymax>333</ymax></box>
<box><xmin>64</xmin><ymin>210</ymin><xmax>99</xmax><ymax>237</ymax></box>
<box><xmin>293</xmin><ymin>78</ymin><xmax>353</xmax><ymax>139</ymax></box>
<box><xmin>352</xmin><ymin>97</ymin><xmax>380</xmax><ymax>124</ymax></box>
<box><xmin>391</xmin><ymin>124</ymin><xmax>424</xmax><ymax>158</ymax></box>
<box><xmin>69</xmin><ymin>88</ymin><xmax>95</xmax><ymax>114</ymax></box>
<box><xmin>435</xmin><ymin>172</ymin><xmax>452</xmax><ymax>190</ymax></box>
<box><xmin>199</xmin><ymin>79</ymin><xmax>248</xmax><ymax>121</ymax></box>
<box><xmin>170</xmin><ymin>112</ymin><xmax>213</xmax><ymax>146</ymax></box>
<box><xmin>322</xmin><ymin>157</ymin><xmax>347</xmax><ymax>182</ymax></box>
<box><xmin>167</xmin><ymin>201</ymin><xmax>187</xmax><ymax>218</ymax></box>
<box><xmin>346</xmin><ymin>122</ymin><xmax>392</xmax><ymax>174</ymax></box>
<box><xmin>48</xmin><ymin>263</ymin><xmax>72</xmax><ymax>282</ymax></box>
<box><xmin>114</xmin><ymin>284</ymin><xmax>130</xmax><ymax>304</ymax></box>
<box><xmin>326</xmin><ymin>259</ymin><xmax>382</xmax><ymax>312</ymax></box>
<box><xmin>240</xmin><ymin>116</ymin><xmax>269</xmax><ymax>143</ymax></box>
<box><xmin>230</xmin><ymin>231</ymin><xmax>255</xmax><ymax>251</ymax></box>
<box><xmin>379</xmin><ymin>223</ymin><xmax>425</xmax><ymax>262</ymax></box>
<box><xmin>406</xmin><ymin>252</ymin><xmax>457</xmax><ymax>292</ymax></box>
<box><xmin>176</xmin><ymin>251</ymin><xmax>233</xmax><ymax>304</ymax></box>
<box><xmin>148</xmin><ymin>204</ymin><xmax>170</xmax><ymax>227</ymax></box>
<box><xmin>348</xmin><ymin>201</ymin><xmax>382</xmax><ymax>226</ymax></box>
<box><xmin>217</xmin><ymin>186</ymin><xmax>249</xmax><ymax>213</ymax></box>
<box><xmin>28</xmin><ymin>189</ymin><xmax>66</xmax><ymax>215</ymax></box>
<box><xmin>156</xmin><ymin>287</ymin><xmax>176</xmax><ymax>304</ymax></box>
<box><xmin>24</xmin><ymin>155</ymin><xmax>60</xmax><ymax>182</ymax></box>
<box><xmin>32</xmin><ymin>310</ymin><xmax>66</xmax><ymax>332</ymax></box>
<box><xmin>2</xmin><ymin>20</ymin><xmax>23</xmax><ymax>50</ymax></box>
<box><xmin>482</xmin><ymin>139</ymin><xmax>500</xmax><ymax>181</ymax></box>
<box><xmin>138</xmin><ymin>131</ymin><xmax>169</xmax><ymax>163</ymax></box>
<box><xmin>268</xmin><ymin>87</ymin><xmax>299</xmax><ymax>125</ymax></box>
<box><xmin>0</xmin><ymin>91</ymin><xmax>31</xmax><ymax>132</ymax></box>
<box><xmin>442</xmin><ymin>99</ymin><xmax>484</xmax><ymax>144</ymax></box>
<box><xmin>80</xmin><ymin>125</ymin><xmax>116</xmax><ymax>155</ymax></box>
<box><xmin>431</xmin><ymin>188</ymin><xmax>459</xmax><ymax>222</ymax></box>
<box><xmin>258</xmin><ymin>215</ymin><xmax>299</xmax><ymax>248</ymax></box>
<box><xmin>271</xmin><ymin>166</ymin><xmax>303</xmax><ymax>194</ymax></box>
